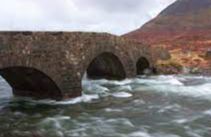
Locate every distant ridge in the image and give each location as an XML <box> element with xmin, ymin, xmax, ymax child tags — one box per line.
<box><xmin>124</xmin><ymin>0</ymin><xmax>211</xmax><ymax>45</ymax></box>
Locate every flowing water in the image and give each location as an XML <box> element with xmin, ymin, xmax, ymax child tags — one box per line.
<box><xmin>1</xmin><ymin>75</ymin><xmax>211</xmax><ymax>137</ymax></box>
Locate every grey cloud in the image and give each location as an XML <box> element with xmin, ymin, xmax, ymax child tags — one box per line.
<box><xmin>0</xmin><ymin>0</ymin><xmax>176</xmax><ymax>35</ymax></box>
<box><xmin>74</xmin><ymin>0</ymin><xmax>145</xmax><ymax>13</ymax></box>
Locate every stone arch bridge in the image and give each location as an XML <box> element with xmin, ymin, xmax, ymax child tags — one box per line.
<box><xmin>0</xmin><ymin>32</ymin><xmax>160</xmax><ymax>100</ymax></box>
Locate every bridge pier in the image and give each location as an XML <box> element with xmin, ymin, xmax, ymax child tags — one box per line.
<box><xmin>0</xmin><ymin>32</ymin><xmax>157</xmax><ymax>100</ymax></box>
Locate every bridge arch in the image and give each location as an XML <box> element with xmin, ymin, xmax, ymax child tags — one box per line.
<box><xmin>0</xmin><ymin>32</ymin><xmax>160</xmax><ymax>100</ymax></box>
<box><xmin>86</xmin><ymin>52</ymin><xmax>126</xmax><ymax>80</ymax></box>
<box><xmin>0</xmin><ymin>66</ymin><xmax>62</xmax><ymax>100</ymax></box>
<box><xmin>136</xmin><ymin>57</ymin><xmax>151</xmax><ymax>75</ymax></box>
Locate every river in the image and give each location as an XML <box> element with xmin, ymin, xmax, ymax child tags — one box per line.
<box><xmin>0</xmin><ymin>75</ymin><xmax>211</xmax><ymax>137</ymax></box>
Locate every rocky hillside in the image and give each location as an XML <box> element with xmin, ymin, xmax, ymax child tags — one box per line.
<box><xmin>125</xmin><ymin>0</ymin><xmax>211</xmax><ymax>44</ymax></box>
<box><xmin>124</xmin><ymin>0</ymin><xmax>211</xmax><ymax>74</ymax></box>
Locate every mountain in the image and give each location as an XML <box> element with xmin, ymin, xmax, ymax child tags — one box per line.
<box><xmin>124</xmin><ymin>0</ymin><xmax>211</xmax><ymax>45</ymax></box>
<box><xmin>124</xmin><ymin>0</ymin><xmax>211</xmax><ymax>74</ymax></box>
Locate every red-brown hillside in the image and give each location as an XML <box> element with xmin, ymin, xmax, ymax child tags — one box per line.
<box><xmin>124</xmin><ymin>0</ymin><xmax>211</xmax><ymax>45</ymax></box>
<box><xmin>124</xmin><ymin>0</ymin><xmax>211</xmax><ymax>74</ymax></box>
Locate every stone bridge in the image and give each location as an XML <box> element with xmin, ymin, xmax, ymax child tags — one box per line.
<box><xmin>0</xmin><ymin>32</ymin><xmax>158</xmax><ymax>100</ymax></box>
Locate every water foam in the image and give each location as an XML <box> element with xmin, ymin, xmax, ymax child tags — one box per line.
<box><xmin>58</xmin><ymin>75</ymin><xmax>211</xmax><ymax>104</ymax></box>
<box><xmin>133</xmin><ymin>75</ymin><xmax>211</xmax><ymax>100</ymax></box>
<box><xmin>112</xmin><ymin>92</ymin><xmax>133</xmax><ymax>98</ymax></box>
<box><xmin>1</xmin><ymin>75</ymin><xmax>211</xmax><ymax>105</ymax></box>
<box><xmin>54</xmin><ymin>94</ymin><xmax>99</xmax><ymax>105</ymax></box>
<box><xmin>129</xmin><ymin>131</ymin><xmax>151</xmax><ymax>137</ymax></box>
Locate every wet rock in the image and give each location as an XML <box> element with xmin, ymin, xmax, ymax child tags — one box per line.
<box><xmin>156</xmin><ymin>61</ymin><xmax>183</xmax><ymax>74</ymax></box>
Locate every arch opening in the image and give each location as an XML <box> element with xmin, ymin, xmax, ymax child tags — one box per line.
<box><xmin>136</xmin><ymin>57</ymin><xmax>151</xmax><ymax>75</ymax></box>
<box><xmin>0</xmin><ymin>67</ymin><xmax>62</xmax><ymax>100</ymax></box>
<box><xmin>87</xmin><ymin>52</ymin><xmax>126</xmax><ymax>80</ymax></box>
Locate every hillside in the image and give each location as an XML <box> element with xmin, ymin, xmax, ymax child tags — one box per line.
<box><xmin>124</xmin><ymin>0</ymin><xmax>211</xmax><ymax>74</ymax></box>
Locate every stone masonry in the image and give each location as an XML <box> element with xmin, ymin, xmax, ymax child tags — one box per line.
<box><xmin>0</xmin><ymin>32</ymin><xmax>160</xmax><ymax>100</ymax></box>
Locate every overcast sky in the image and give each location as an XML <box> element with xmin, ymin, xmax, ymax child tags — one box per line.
<box><xmin>0</xmin><ymin>0</ymin><xmax>176</xmax><ymax>35</ymax></box>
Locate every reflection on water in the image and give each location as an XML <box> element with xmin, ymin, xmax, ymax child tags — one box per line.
<box><xmin>1</xmin><ymin>75</ymin><xmax>211</xmax><ymax>137</ymax></box>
